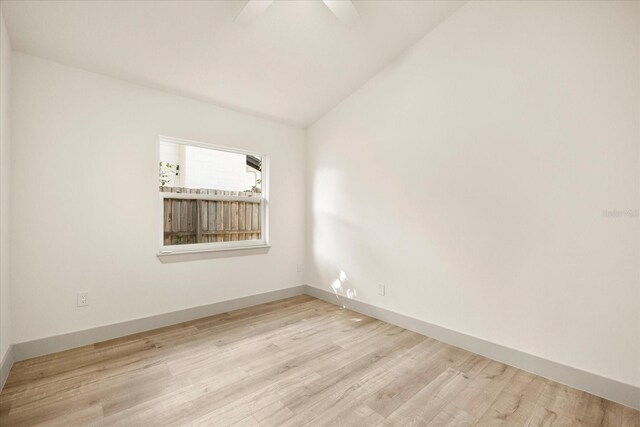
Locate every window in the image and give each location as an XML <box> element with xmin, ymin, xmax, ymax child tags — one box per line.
<box><xmin>158</xmin><ymin>136</ymin><xmax>268</xmax><ymax>254</ymax></box>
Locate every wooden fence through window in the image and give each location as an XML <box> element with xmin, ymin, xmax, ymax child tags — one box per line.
<box><xmin>161</xmin><ymin>187</ymin><xmax>261</xmax><ymax>245</ymax></box>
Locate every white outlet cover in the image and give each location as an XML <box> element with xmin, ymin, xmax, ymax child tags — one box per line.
<box><xmin>77</xmin><ymin>292</ymin><xmax>89</xmax><ymax>307</ymax></box>
<box><xmin>378</xmin><ymin>283</ymin><xmax>385</xmax><ymax>296</ymax></box>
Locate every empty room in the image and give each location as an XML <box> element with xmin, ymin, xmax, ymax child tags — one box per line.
<box><xmin>0</xmin><ymin>0</ymin><xmax>638</xmax><ymax>425</ymax></box>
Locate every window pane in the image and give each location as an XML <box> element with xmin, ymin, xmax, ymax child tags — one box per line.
<box><xmin>162</xmin><ymin>191</ymin><xmax>262</xmax><ymax>245</ymax></box>
<box><xmin>159</xmin><ymin>140</ymin><xmax>262</xmax><ymax>193</ymax></box>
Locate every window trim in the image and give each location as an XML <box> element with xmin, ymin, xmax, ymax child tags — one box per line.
<box><xmin>157</xmin><ymin>135</ymin><xmax>270</xmax><ymax>256</ymax></box>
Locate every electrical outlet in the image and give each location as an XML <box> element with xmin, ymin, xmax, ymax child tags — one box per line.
<box><xmin>297</xmin><ymin>263</ymin><xmax>303</xmax><ymax>272</ymax></box>
<box><xmin>77</xmin><ymin>292</ymin><xmax>89</xmax><ymax>307</ymax></box>
<box><xmin>378</xmin><ymin>283</ymin><xmax>385</xmax><ymax>296</ymax></box>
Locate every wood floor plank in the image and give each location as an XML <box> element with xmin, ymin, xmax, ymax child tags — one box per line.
<box><xmin>473</xmin><ymin>369</ymin><xmax>546</xmax><ymax>426</ymax></box>
<box><xmin>383</xmin><ymin>367</ymin><xmax>473</xmax><ymax>426</ymax></box>
<box><xmin>251</xmin><ymin>400</ymin><xmax>296</xmax><ymax>426</ymax></box>
<box><xmin>429</xmin><ymin>405</ymin><xmax>477</xmax><ymax>427</ymax></box>
<box><xmin>229</xmin><ymin>415</ymin><xmax>261</xmax><ymax>427</ymax></box>
<box><xmin>364</xmin><ymin>340</ymin><xmax>472</xmax><ymax>419</ymax></box>
<box><xmin>279</xmin><ymin>329</ymin><xmax>425</xmax><ymax>419</ymax></box>
<box><xmin>623</xmin><ymin>405</ymin><xmax>640</xmax><ymax>427</ymax></box>
<box><xmin>446</xmin><ymin>360</ymin><xmax>519</xmax><ymax>419</ymax></box>
<box><xmin>525</xmin><ymin>380</ymin><xmax>584</xmax><ymax>427</ymax></box>
<box><xmin>323</xmin><ymin>404</ymin><xmax>386</xmax><ymax>426</ymax></box>
<box><xmin>98</xmin><ymin>368</ymin><xmax>250</xmax><ymax>426</ymax></box>
<box><xmin>0</xmin><ymin>296</ymin><xmax>637</xmax><ymax>427</ymax></box>
<box><xmin>290</xmin><ymin>366</ymin><xmax>398</xmax><ymax>426</ymax></box>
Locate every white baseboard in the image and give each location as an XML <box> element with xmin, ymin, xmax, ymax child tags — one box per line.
<box><xmin>12</xmin><ymin>285</ymin><xmax>306</xmax><ymax>362</ymax></box>
<box><xmin>0</xmin><ymin>344</ymin><xmax>14</xmax><ymax>391</ymax></box>
<box><xmin>4</xmin><ymin>283</ymin><xmax>638</xmax><ymax>411</ymax></box>
<box><xmin>305</xmin><ymin>285</ymin><xmax>640</xmax><ymax>410</ymax></box>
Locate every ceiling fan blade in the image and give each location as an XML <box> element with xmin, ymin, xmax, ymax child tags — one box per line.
<box><xmin>322</xmin><ymin>0</ymin><xmax>360</xmax><ymax>28</ymax></box>
<box><xmin>234</xmin><ymin>0</ymin><xmax>274</xmax><ymax>28</ymax></box>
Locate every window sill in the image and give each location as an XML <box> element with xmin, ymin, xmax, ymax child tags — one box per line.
<box><xmin>157</xmin><ymin>244</ymin><xmax>271</xmax><ymax>261</ymax></box>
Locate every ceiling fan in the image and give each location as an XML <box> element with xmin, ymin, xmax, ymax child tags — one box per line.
<box><xmin>234</xmin><ymin>0</ymin><xmax>360</xmax><ymax>28</ymax></box>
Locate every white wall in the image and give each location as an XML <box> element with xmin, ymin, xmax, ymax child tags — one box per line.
<box><xmin>0</xmin><ymin>11</ymin><xmax>12</xmax><ymax>363</ymax></box>
<box><xmin>307</xmin><ymin>0</ymin><xmax>640</xmax><ymax>388</ymax></box>
<box><xmin>11</xmin><ymin>53</ymin><xmax>306</xmax><ymax>343</ymax></box>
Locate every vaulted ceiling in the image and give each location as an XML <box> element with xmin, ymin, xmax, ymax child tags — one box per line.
<box><xmin>1</xmin><ymin>0</ymin><xmax>465</xmax><ymax>127</ymax></box>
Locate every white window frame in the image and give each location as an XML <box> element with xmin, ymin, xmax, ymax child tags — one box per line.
<box><xmin>158</xmin><ymin>135</ymin><xmax>269</xmax><ymax>256</ymax></box>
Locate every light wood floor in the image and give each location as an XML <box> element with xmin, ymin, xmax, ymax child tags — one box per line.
<box><xmin>0</xmin><ymin>295</ymin><xmax>638</xmax><ymax>426</ymax></box>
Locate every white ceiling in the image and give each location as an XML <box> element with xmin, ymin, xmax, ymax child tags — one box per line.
<box><xmin>1</xmin><ymin>0</ymin><xmax>465</xmax><ymax>127</ymax></box>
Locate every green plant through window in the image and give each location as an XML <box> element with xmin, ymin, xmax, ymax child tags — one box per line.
<box><xmin>247</xmin><ymin>178</ymin><xmax>262</xmax><ymax>194</ymax></box>
<box><xmin>159</xmin><ymin>162</ymin><xmax>179</xmax><ymax>186</ymax></box>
